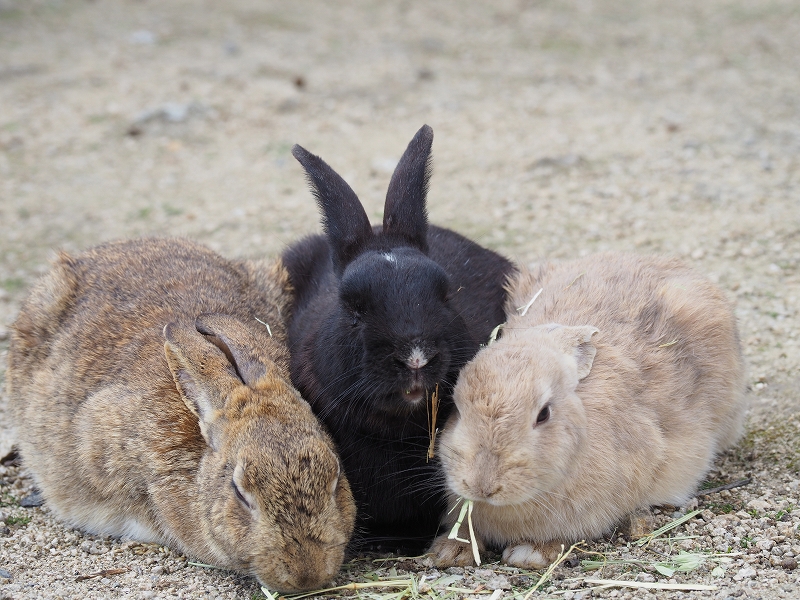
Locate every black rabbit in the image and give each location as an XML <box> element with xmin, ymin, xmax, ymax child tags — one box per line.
<box><xmin>283</xmin><ymin>125</ymin><xmax>516</xmax><ymax>549</ymax></box>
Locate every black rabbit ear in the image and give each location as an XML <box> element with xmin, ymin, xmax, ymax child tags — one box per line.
<box><xmin>292</xmin><ymin>144</ymin><xmax>373</xmax><ymax>274</ymax></box>
<box><xmin>382</xmin><ymin>124</ymin><xmax>433</xmax><ymax>252</ymax></box>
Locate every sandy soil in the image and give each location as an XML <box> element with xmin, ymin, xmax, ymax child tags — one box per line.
<box><xmin>1</xmin><ymin>0</ymin><xmax>799</xmax><ymax>598</ymax></box>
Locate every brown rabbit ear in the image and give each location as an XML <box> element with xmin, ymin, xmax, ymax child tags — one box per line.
<box><xmin>383</xmin><ymin>124</ymin><xmax>433</xmax><ymax>252</ymax></box>
<box><xmin>163</xmin><ymin>322</ymin><xmax>240</xmax><ymax>449</ymax></box>
<box><xmin>194</xmin><ymin>313</ymin><xmax>282</xmax><ymax>387</ymax></box>
<box><xmin>537</xmin><ymin>323</ymin><xmax>599</xmax><ymax>381</ymax></box>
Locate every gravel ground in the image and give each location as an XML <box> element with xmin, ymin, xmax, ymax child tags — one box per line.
<box><xmin>1</xmin><ymin>0</ymin><xmax>799</xmax><ymax>598</ymax></box>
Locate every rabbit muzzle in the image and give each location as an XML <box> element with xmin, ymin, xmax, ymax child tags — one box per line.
<box><xmin>401</xmin><ymin>346</ymin><xmax>436</xmax><ymax>403</ymax></box>
<box><xmin>451</xmin><ymin>448</ymin><xmax>510</xmax><ymax>505</ymax></box>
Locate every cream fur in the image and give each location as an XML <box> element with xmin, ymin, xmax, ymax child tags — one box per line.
<box><xmin>430</xmin><ymin>252</ymin><xmax>747</xmax><ymax>568</ymax></box>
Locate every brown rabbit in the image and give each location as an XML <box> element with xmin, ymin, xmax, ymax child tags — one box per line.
<box><xmin>430</xmin><ymin>253</ymin><xmax>747</xmax><ymax>568</ymax></box>
<box><xmin>6</xmin><ymin>237</ymin><xmax>356</xmax><ymax>592</ymax></box>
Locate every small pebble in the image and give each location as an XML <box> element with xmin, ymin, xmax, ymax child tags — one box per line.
<box><xmin>747</xmin><ymin>498</ymin><xmax>771</xmax><ymax>512</ymax></box>
<box><xmin>19</xmin><ymin>491</ymin><xmax>44</xmax><ymax>508</ymax></box>
<box><xmin>757</xmin><ymin>539</ymin><xmax>775</xmax><ymax>551</ymax></box>
<box><xmin>733</xmin><ymin>566</ymin><xmax>757</xmax><ymax>580</ymax></box>
<box><xmin>782</xmin><ymin>557</ymin><xmax>798</xmax><ymax>570</ymax></box>
<box><xmin>485</xmin><ymin>574</ymin><xmax>511</xmax><ymax>590</ymax></box>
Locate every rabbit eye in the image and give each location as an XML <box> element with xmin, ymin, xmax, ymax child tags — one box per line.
<box><xmin>232</xmin><ymin>480</ymin><xmax>253</xmax><ymax>510</ymax></box>
<box><xmin>535</xmin><ymin>404</ymin><xmax>551</xmax><ymax>425</ymax></box>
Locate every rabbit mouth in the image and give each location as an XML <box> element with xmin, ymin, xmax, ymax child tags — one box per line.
<box><xmin>402</xmin><ymin>383</ymin><xmax>425</xmax><ymax>403</ymax></box>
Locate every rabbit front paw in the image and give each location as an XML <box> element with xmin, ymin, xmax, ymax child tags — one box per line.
<box><xmin>429</xmin><ymin>534</ymin><xmax>483</xmax><ymax>567</ymax></box>
<box><xmin>502</xmin><ymin>540</ymin><xmax>565</xmax><ymax>569</ymax></box>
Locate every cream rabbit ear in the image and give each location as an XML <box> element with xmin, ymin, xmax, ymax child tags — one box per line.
<box><xmin>537</xmin><ymin>323</ymin><xmax>599</xmax><ymax>381</ymax></box>
<box><xmin>163</xmin><ymin>322</ymin><xmax>240</xmax><ymax>450</ymax></box>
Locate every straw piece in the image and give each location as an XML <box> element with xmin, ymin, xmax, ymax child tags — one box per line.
<box><xmin>517</xmin><ymin>288</ymin><xmax>543</xmax><ymax>316</ymax></box>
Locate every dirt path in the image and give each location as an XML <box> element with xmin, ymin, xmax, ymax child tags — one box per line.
<box><xmin>1</xmin><ymin>1</ymin><xmax>799</xmax><ymax>598</ymax></box>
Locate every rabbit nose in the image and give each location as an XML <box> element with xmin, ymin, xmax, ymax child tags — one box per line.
<box><xmin>468</xmin><ymin>450</ymin><xmax>504</xmax><ymax>499</ymax></box>
<box><xmin>481</xmin><ymin>483</ymin><xmax>503</xmax><ymax>500</ymax></box>
<box><xmin>460</xmin><ymin>478</ymin><xmax>503</xmax><ymax>500</ymax></box>
<box><xmin>405</xmin><ymin>346</ymin><xmax>430</xmax><ymax>370</ymax></box>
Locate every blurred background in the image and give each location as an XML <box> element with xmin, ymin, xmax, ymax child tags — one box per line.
<box><xmin>0</xmin><ymin>0</ymin><xmax>798</xmax><ymax>450</ymax></box>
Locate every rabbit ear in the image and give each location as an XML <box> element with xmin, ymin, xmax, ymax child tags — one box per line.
<box><xmin>382</xmin><ymin>124</ymin><xmax>434</xmax><ymax>252</ymax></box>
<box><xmin>537</xmin><ymin>324</ymin><xmax>599</xmax><ymax>381</ymax></box>
<box><xmin>194</xmin><ymin>313</ymin><xmax>288</xmax><ymax>386</ymax></box>
<box><xmin>163</xmin><ymin>322</ymin><xmax>241</xmax><ymax>449</ymax></box>
<box><xmin>292</xmin><ymin>144</ymin><xmax>373</xmax><ymax>275</ymax></box>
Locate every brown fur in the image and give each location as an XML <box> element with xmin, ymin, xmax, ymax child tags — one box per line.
<box><xmin>7</xmin><ymin>237</ymin><xmax>356</xmax><ymax>592</ymax></box>
<box><xmin>429</xmin><ymin>253</ymin><xmax>746</xmax><ymax>568</ymax></box>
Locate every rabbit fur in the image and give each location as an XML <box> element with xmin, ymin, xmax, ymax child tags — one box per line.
<box><xmin>7</xmin><ymin>237</ymin><xmax>356</xmax><ymax>592</ymax></box>
<box><xmin>430</xmin><ymin>252</ymin><xmax>747</xmax><ymax>568</ymax></box>
<box><xmin>282</xmin><ymin>125</ymin><xmax>516</xmax><ymax>547</ymax></box>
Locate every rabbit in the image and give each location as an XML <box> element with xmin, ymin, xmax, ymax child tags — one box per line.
<box><xmin>6</xmin><ymin>237</ymin><xmax>356</xmax><ymax>592</ymax></box>
<box><xmin>429</xmin><ymin>252</ymin><xmax>747</xmax><ymax>568</ymax></box>
<box><xmin>282</xmin><ymin>125</ymin><xmax>516</xmax><ymax>548</ymax></box>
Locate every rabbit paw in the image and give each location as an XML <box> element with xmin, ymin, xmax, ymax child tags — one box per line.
<box><xmin>429</xmin><ymin>534</ymin><xmax>483</xmax><ymax>567</ymax></box>
<box><xmin>502</xmin><ymin>540</ymin><xmax>565</xmax><ymax>569</ymax></box>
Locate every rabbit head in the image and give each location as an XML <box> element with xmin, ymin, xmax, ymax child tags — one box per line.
<box><xmin>337</xmin><ymin>247</ymin><xmax>463</xmax><ymax>413</ymax></box>
<box><xmin>164</xmin><ymin>313</ymin><xmax>355</xmax><ymax>592</ymax></box>
<box><xmin>439</xmin><ymin>324</ymin><xmax>598</xmax><ymax>507</ymax></box>
<box><xmin>290</xmin><ymin>125</ymin><xmax>475</xmax><ymax>425</ymax></box>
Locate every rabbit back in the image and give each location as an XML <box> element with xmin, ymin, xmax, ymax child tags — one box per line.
<box><xmin>426</xmin><ymin>225</ymin><xmax>511</xmax><ymax>342</ymax></box>
<box><xmin>10</xmin><ymin>238</ymin><xmax>290</xmax><ymax>402</ymax></box>
<box><xmin>506</xmin><ymin>252</ymin><xmax>746</xmax><ymax>455</ymax></box>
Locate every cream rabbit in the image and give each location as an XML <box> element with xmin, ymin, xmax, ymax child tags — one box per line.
<box><xmin>430</xmin><ymin>253</ymin><xmax>746</xmax><ymax>568</ymax></box>
<box><xmin>7</xmin><ymin>237</ymin><xmax>356</xmax><ymax>592</ymax></box>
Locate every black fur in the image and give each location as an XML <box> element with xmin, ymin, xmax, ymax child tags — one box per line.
<box><xmin>283</xmin><ymin>125</ymin><xmax>516</xmax><ymax>549</ymax></box>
